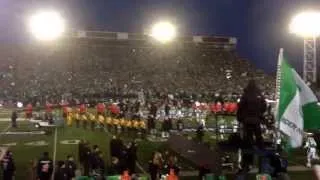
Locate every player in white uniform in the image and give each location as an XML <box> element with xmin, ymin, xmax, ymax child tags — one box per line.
<box><xmin>218</xmin><ymin>118</ymin><xmax>226</xmax><ymax>139</ymax></box>
<box><xmin>304</xmin><ymin>133</ymin><xmax>319</xmax><ymax>168</ymax></box>
<box><xmin>232</xmin><ymin>118</ymin><xmax>238</xmax><ymax>133</ymax></box>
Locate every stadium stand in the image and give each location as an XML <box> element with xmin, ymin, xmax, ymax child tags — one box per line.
<box><xmin>0</xmin><ymin>31</ymin><xmax>275</xmax><ymax>105</ymax></box>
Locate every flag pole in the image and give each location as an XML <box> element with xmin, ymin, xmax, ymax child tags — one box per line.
<box><xmin>274</xmin><ymin>48</ymin><xmax>283</xmax><ymax>141</ymax></box>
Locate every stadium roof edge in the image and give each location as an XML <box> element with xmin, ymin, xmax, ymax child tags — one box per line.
<box><xmin>66</xmin><ymin>30</ymin><xmax>237</xmax><ymax>45</ymax></box>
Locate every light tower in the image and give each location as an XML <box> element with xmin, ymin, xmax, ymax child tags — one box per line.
<box><xmin>289</xmin><ymin>11</ymin><xmax>320</xmax><ymax>85</ymax></box>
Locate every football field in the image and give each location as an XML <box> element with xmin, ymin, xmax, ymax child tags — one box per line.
<box><xmin>0</xmin><ymin>120</ymin><xmax>113</xmax><ymax>179</ymax></box>
<box><xmin>0</xmin><ymin>113</ymin><xmax>315</xmax><ymax>179</ymax></box>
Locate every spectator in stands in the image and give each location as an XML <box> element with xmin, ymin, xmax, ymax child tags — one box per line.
<box><xmin>36</xmin><ymin>152</ymin><xmax>53</xmax><ymax>180</ymax></box>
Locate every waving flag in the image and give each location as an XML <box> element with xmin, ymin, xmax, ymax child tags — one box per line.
<box><xmin>277</xmin><ymin>49</ymin><xmax>320</xmax><ymax>148</ymax></box>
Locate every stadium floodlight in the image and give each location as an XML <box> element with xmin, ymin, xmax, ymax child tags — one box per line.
<box><xmin>28</xmin><ymin>10</ymin><xmax>65</xmax><ymax>41</ymax></box>
<box><xmin>289</xmin><ymin>11</ymin><xmax>320</xmax><ymax>38</ymax></box>
<box><xmin>289</xmin><ymin>11</ymin><xmax>320</xmax><ymax>84</ymax></box>
<box><xmin>150</xmin><ymin>21</ymin><xmax>176</xmax><ymax>43</ymax></box>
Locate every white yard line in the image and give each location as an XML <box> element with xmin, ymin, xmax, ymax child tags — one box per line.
<box><xmin>0</xmin><ymin>124</ymin><xmax>11</xmax><ymax>139</ymax></box>
<box><xmin>52</xmin><ymin>127</ymin><xmax>58</xmax><ymax>180</ymax></box>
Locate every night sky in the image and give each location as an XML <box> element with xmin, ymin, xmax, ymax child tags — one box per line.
<box><xmin>1</xmin><ymin>0</ymin><xmax>320</xmax><ymax>74</ymax></box>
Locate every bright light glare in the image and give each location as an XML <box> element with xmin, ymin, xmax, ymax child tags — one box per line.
<box><xmin>150</xmin><ymin>21</ymin><xmax>176</xmax><ymax>43</ymax></box>
<box><xmin>29</xmin><ymin>11</ymin><xmax>65</xmax><ymax>41</ymax></box>
<box><xmin>289</xmin><ymin>11</ymin><xmax>320</xmax><ymax>37</ymax></box>
<box><xmin>17</xmin><ymin>102</ymin><xmax>23</xmax><ymax>108</ymax></box>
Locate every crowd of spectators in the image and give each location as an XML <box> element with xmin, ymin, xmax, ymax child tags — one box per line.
<box><xmin>0</xmin><ymin>43</ymin><xmax>275</xmax><ymax>106</ymax></box>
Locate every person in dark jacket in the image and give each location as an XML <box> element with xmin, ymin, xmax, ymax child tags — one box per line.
<box><xmin>110</xmin><ymin>136</ymin><xmax>123</xmax><ymax>159</ymax></box>
<box><xmin>196</xmin><ymin>125</ymin><xmax>204</xmax><ymax>143</ymax></box>
<box><xmin>125</xmin><ymin>142</ymin><xmax>137</xmax><ymax>174</ymax></box>
<box><xmin>93</xmin><ymin>152</ymin><xmax>105</xmax><ymax>177</ymax></box>
<box><xmin>237</xmin><ymin>80</ymin><xmax>267</xmax><ymax>169</ymax></box>
<box><xmin>147</xmin><ymin>115</ymin><xmax>156</xmax><ymax>135</ymax></box>
<box><xmin>198</xmin><ymin>164</ymin><xmax>211</xmax><ymax>180</ymax></box>
<box><xmin>91</xmin><ymin>145</ymin><xmax>101</xmax><ymax>171</ymax></box>
<box><xmin>78</xmin><ymin>139</ymin><xmax>85</xmax><ymax>168</ymax></box>
<box><xmin>82</xmin><ymin>142</ymin><xmax>92</xmax><ymax>176</ymax></box>
<box><xmin>11</xmin><ymin>111</ymin><xmax>17</xmax><ymax>128</ymax></box>
<box><xmin>1</xmin><ymin>151</ymin><xmax>15</xmax><ymax>180</ymax></box>
<box><xmin>149</xmin><ymin>103</ymin><xmax>158</xmax><ymax>118</ymax></box>
<box><xmin>65</xmin><ymin>155</ymin><xmax>76</xmax><ymax>179</ymax></box>
<box><xmin>237</xmin><ymin>80</ymin><xmax>267</xmax><ymax>149</ymax></box>
<box><xmin>148</xmin><ymin>152</ymin><xmax>162</xmax><ymax>180</ymax></box>
<box><xmin>162</xmin><ymin>117</ymin><xmax>171</xmax><ymax>138</ymax></box>
<box><xmin>165</xmin><ymin>103</ymin><xmax>170</xmax><ymax>117</ymax></box>
<box><xmin>37</xmin><ymin>152</ymin><xmax>53</xmax><ymax>180</ymax></box>
<box><xmin>108</xmin><ymin>157</ymin><xmax>123</xmax><ymax>176</ymax></box>
<box><xmin>54</xmin><ymin>161</ymin><xmax>68</xmax><ymax>180</ymax></box>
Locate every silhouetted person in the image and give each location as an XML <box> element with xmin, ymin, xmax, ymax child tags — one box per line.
<box><xmin>237</xmin><ymin>80</ymin><xmax>266</xmax><ymax>148</ymax></box>
<box><xmin>78</xmin><ymin>140</ymin><xmax>85</xmax><ymax>168</ymax></box>
<box><xmin>54</xmin><ymin>161</ymin><xmax>68</xmax><ymax>180</ymax></box>
<box><xmin>82</xmin><ymin>143</ymin><xmax>91</xmax><ymax>176</ymax></box>
<box><xmin>237</xmin><ymin>80</ymin><xmax>267</xmax><ymax>168</ymax></box>
<box><xmin>110</xmin><ymin>136</ymin><xmax>123</xmax><ymax>159</ymax></box>
<box><xmin>1</xmin><ymin>151</ymin><xmax>15</xmax><ymax>180</ymax></box>
<box><xmin>11</xmin><ymin>111</ymin><xmax>17</xmax><ymax>128</ymax></box>
<box><xmin>65</xmin><ymin>155</ymin><xmax>76</xmax><ymax>179</ymax></box>
<box><xmin>196</xmin><ymin>125</ymin><xmax>204</xmax><ymax>143</ymax></box>
<box><xmin>198</xmin><ymin>164</ymin><xmax>211</xmax><ymax>180</ymax></box>
<box><xmin>37</xmin><ymin>152</ymin><xmax>53</xmax><ymax>180</ymax></box>
<box><xmin>108</xmin><ymin>157</ymin><xmax>123</xmax><ymax>176</ymax></box>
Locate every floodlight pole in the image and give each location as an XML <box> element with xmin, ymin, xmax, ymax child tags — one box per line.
<box><xmin>303</xmin><ymin>36</ymin><xmax>317</xmax><ymax>85</ymax></box>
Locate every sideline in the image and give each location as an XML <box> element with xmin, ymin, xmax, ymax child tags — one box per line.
<box><xmin>52</xmin><ymin>127</ymin><xmax>58</xmax><ymax>180</ymax></box>
<box><xmin>102</xmin><ymin>127</ymin><xmax>148</xmax><ymax>174</ymax></box>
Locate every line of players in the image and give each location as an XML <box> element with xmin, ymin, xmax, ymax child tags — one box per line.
<box><xmin>63</xmin><ymin>104</ymin><xmax>147</xmax><ymax>136</ymax></box>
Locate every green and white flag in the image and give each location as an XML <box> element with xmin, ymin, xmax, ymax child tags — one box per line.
<box><xmin>277</xmin><ymin>49</ymin><xmax>320</xmax><ymax>148</ymax></box>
